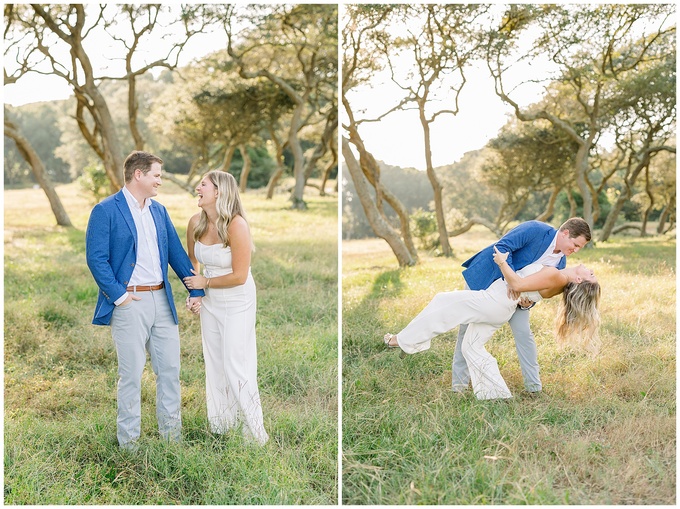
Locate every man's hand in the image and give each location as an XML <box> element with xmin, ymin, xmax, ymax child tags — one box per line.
<box><xmin>119</xmin><ymin>293</ymin><xmax>142</xmax><ymax>306</ymax></box>
<box><xmin>186</xmin><ymin>296</ymin><xmax>202</xmax><ymax>314</ymax></box>
<box><xmin>517</xmin><ymin>296</ymin><xmax>534</xmax><ymax>310</ymax></box>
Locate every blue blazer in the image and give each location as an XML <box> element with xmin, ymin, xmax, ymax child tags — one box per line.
<box><xmin>461</xmin><ymin>220</ymin><xmax>566</xmax><ymax>291</ymax></box>
<box><xmin>85</xmin><ymin>190</ymin><xmax>204</xmax><ymax>326</ymax></box>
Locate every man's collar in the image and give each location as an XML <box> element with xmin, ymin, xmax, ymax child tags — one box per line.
<box><xmin>122</xmin><ymin>185</ymin><xmax>149</xmax><ymax>211</ymax></box>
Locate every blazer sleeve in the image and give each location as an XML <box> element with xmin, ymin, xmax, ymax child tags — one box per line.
<box><xmin>85</xmin><ymin>204</ymin><xmax>128</xmax><ymax>304</ymax></box>
<box><xmin>493</xmin><ymin>222</ymin><xmax>542</xmax><ymax>271</ymax></box>
<box><xmin>163</xmin><ymin>208</ymin><xmax>205</xmax><ymax>298</ymax></box>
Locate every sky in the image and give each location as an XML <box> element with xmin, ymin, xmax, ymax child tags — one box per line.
<box><xmin>4</xmin><ymin>3</ymin><xmax>526</xmax><ymax>173</ymax></box>
<box><xmin>3</xmin><ymin>5</ymin><xmax>228</xmax><ymax>107</ymax></box>
<box><xmin>343</xmin><ymin>7</ymin><xmax>551</xmax><ymax>171</ymax></box>
<box><xmin>345</xmin><ymin>62</ymin><xmax>524</xmax><ymax>170</ymax></box>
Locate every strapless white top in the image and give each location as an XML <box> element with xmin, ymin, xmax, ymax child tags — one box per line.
<box><xmin>195</xmin><ymin>241</ymin><xmax>251</xmax><ymax>278</ymax></box>
<box><xmin>514</xmin><ymin>263</ymin><xmax>544</xmax><ymax>303</ymax></box>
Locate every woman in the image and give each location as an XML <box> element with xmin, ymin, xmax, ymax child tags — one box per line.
<box><xmin>384</xmin><ymin>247</ymin><xmax>600</xmax><ymax>400</ymax></box>
<box><xmin>184</xmin><ymin>170</ymin><xmax>268</xmax><ymax>444</ymax></box>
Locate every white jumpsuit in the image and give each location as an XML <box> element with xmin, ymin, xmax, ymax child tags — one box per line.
<box><xmin>397</xmin><ymin>264</ymin><xmax>544</xmax><ymax>400</ymax></box>
<box><xmin>195</xmin><ymin>241</ymin><xmax>268</xmax><ymax>444</ymax></box>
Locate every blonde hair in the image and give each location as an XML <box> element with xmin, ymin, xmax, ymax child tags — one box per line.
<box><xmin>555</xmin><ymin>281</ymin><xmax>601</xmax><ymax>355</ymax></box>
<box><xmin>193</xmin><ymin>170</ymin><xmax>254</xmax><ymax>250</ymax></box>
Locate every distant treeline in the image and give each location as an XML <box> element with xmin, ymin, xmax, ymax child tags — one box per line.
<box><xmin>4</xmin><ymin>81</ymin><xmax>313</xmax><ymax>190</ymax></box>
<box><xmin>342</xmin><ymin>148</ymin><xmax>652</xmax><ymax>240</ymax></box>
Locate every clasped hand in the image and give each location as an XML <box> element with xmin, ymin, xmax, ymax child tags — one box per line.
<box><xmin>184</xmin><ymin>269</ymin><xmax>207</xmax><ymax>290</ymax></box>
<box><xmin>493</xmin><ymin>246</ymin><xmax>529</xmax><ymax>304</ymax></box>
<box><xmin>492</xmin><ymin>245</ymin><xmax>508</xmax><ymax>266</ymax></box>
<box><xmin>186</xmin><ymin>296</ymin><xmax>202</xmax><ymax>315</ymax></box>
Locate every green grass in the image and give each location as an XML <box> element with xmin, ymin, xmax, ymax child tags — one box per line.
<box><xmin>4</xmin><ymin>181</ymin><xmax>339</xmax><ymax>504</ymax></box>
<box><xmin>342</xmin><ymin>230</ymin><xmax>675</xmax><ymax>504</ymax></box>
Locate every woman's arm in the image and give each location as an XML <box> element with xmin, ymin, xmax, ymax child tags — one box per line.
<box><xmin>493</xmin><ymin>246</ymin><xmax>563</xmax><ymax>293</ymax></box>
<box><xmin>209</xmin><ymin>216</ymin><xmax>251</xmax><ymax>288</ymax></box>
<box><xmin>186</xmin><ymin>213</ymin><xmax>201</xmax><ymax>274</ymax></box>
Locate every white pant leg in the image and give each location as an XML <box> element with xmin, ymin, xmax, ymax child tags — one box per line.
<box><xmin>201</xmin><ymin>297</ymin><xmax>235</xmax><ymax>432</ymax></box>
<box><xmin>461</xmin><ymin>323</ymin><xmax>513</xmax><ymax>400</ymax></box>
<box><xmin>397</xmin><ymin>281</ymin><xmax>516</xmax><ymax>354</ymax></box>
<box><xmin>201</xmin><ymin>274</ymin><xmax>268</xmax><ymax>444</ymax></box>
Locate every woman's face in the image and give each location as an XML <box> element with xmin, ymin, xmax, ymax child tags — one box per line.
<box><xmin>575</xmin><ymin>264</ymin><xmax>597</xmax><ymax>283</ymax></box>
<box><xmin>195</xmin><ymin>177</ymin><xmax>218</xmax><ymax>209</ymax></box>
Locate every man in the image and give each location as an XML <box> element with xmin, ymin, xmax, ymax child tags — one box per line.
<box><xmin>452</xmin><ymin>217</ymin><xmax>591</xmax><ymax>394</ymax></box>
<box><xmin>86</xmin><ymin>151</ymin><xmax>204</xmax><ymax>450</ymax></box>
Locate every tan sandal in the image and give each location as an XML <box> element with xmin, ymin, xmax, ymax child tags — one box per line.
<box><xmin>383</xmin><ymin>333</ymin><xmax>399</xmax><ymax>349</ymax></box>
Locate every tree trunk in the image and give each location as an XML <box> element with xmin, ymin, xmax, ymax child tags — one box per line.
<box><xmin>266</xmin><ymin>164</ymin><xmax>285</xmax><ymax>200</ymax></box>
<box><xmin>342</xmin><ymin>137</ymin><xmax>415</xmax><ymax>267</ymax></box>
<box><xmin>535</xmin><ymin>185</ymin><xmax>561</xmax><ymax>222</ymax></box>
<box><xmin>238</xmin><ymin>144</ymin><xmax>251</xmax><ymax>192</ymax></box>
<box><xmin>612</xmin><ymin>224</ymin><xmax>642</xmax><ymax>234</ymax></box>
<box><xmin>128</xmin><ymin>74</ymin><xmax>144</xmax><ymax>150</ymax></box>
<box><xmin>353</xmin><ymin>132</ymin><xmax>418</xmax><ymax>260</ymax></box>
<box><xmin>599</xmin><ymin>194</ymin><xmax>629</xmax><ymax>242</ymax></box>
<box><xmin>320</xmin><ymin>133</ymin><xmax>338</xmax><ymax>196</ymax></box>
<box><xmin>5</xmin><ymin>120</ymin><xmax>72</xmax><ymax>227</ymax></box>
<box><xmin>84</xmin><ymin>76</ymin><xmax>125</xmax><ymax>190</ymax></box>
<box><xmin>303</xmin><ymin>110</ymin><xmax>338</xmax><ymax>194</ymax></box>
<box><xmin>218</xmin><ymin>141</ymin><xmax>237</xmax><ymax>173</ymax></box>
<box><xmin>574</xmin><ymin>143</ymin><xmax>594</xmax><ymax>232</ymax></box>
<box><xmin>266</xmin><ymin>128</ymin><xmax>286</xmax><ymax>199</ymax></box>
<box><xmin>657</xmin><ymin>194</ymin><xmax>675</xmax><ymax>234</ymax></box>
<box><xmin>640</xmin><ymin>167</ymin><xmax>654</xmax><ymax>237</ymax></box>
<box><xmin>319</xmin><ymin>159</ymin><xmax>335</xmax><ymax>196</ymax></box>
<box><xmin>599</xmin><ymin>156</ymin><xmax>649</xmax><ymax>242</ymax></box>
<box><xmin>420</xmin><ymin>106</ymin><xmax>451</xmax><ymax>256</ymax></box>
<box><xmin>566</xmin><ymin>189</ymin><xmax>578</xmax><ymax>217</ymax></box>
<box><xmin>448</xmin><ymin>217</ymin><xmax>501</xmax><ymax>237</ymax></box>
<box><xmin>187</xmin><ymin>158</ymin><xmax>205</xmax><ymax>187</ymax></box>
<box><xmin>288</xmin><ymin>105</ymin><xmax>307</xmax><ymax>210</ymax></box>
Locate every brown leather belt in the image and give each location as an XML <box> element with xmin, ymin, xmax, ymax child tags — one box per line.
<box><xmin>126</xmin><ymin>282</ymin><xmax>164</xmax><ymax>292</ymax></box>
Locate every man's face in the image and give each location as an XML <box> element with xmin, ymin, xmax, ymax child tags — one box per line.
<box><xmin>555</xmin><ymin>229</ymin><xmax>587</xmax><ymax>256</ymax></box>
<box><xmin>136</xmin><ymin>162</ymin><xmax>162</xmax><ymax>200</ymax></box>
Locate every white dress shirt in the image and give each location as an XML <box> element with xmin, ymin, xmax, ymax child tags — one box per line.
<box><xmin>533</xmin><ymin>231</ymin><xmax>564</xmax><ymax>268</ymax></box>
<box><xmin>114</xmin><ymin>186</ymin><xmax>163</xmax><ymax>305</ymax></box>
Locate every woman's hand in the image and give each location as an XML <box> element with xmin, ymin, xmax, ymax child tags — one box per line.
<box><xmin>185</xmin><ymin>296</ymin><xmax>202</xmax><ymax>314</ymax></box>
<box><xmin>184</xmin><ymin>269</ymin><xmax>208</xmax><ymax>290</ymax></box>
<box><xmin>493</xmin><ymin>246</ymin><xmax>509</xmax><ymax>266</ymax></box>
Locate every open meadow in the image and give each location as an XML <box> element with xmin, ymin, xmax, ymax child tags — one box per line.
<box><xmin>4</xmin><ymin>180</ymin><xmax>338</xmax><ymax>504</ymax></box>
<box><xmin>342</xmin><ymin>229</ymin><xmax>675</xmax><ymax>504</ymax></box>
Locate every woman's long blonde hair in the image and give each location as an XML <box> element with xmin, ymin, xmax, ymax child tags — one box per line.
<box><xmin>554</xmin><ymin>281</ymin><xmax>601</xmax><ymax>355</ymax></box>
<box><xmin>193</xmin><ymin>170</ymin><xmax>254</xmax><ymax>250</ymax></box>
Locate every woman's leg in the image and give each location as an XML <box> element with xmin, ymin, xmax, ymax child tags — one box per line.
<box><xmin>396</xmin><ymin>288</ymin><xmax>511</xmax><ymax>354</ymax></box>
<box><xmin>461</xmin><ymin>323</ymin><xmax>512</xmax><ymax>399</ymax></box>
<box><xmin>220</xmin><ymin>277</ymin><xmax>269</xmax><ymax>445</ymax></box>
<box><xmin>200</xmin><ymin>300</ymin><xmax>233</xmax><ymax>433</ymax></box>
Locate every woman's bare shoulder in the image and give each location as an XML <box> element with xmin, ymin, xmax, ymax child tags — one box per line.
<box><xmin>228</xmin><ymin>214</ymin><xmax>249</xmax><ymax>231</ymax></box>
<box><xmin>188</xmin><ymin>213</ymin><xmax>201</xmax><ymax>227</ymax></box>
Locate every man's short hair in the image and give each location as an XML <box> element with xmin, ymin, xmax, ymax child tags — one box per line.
<box><xmin>124</xmin><ymin>151</ymin><xmax>163</xmax><ymax>183</ymax></box>
<box><xmin>559</xmin><ymin>217</ymin><xmax>591</xmax><ymax>241</ymax></box>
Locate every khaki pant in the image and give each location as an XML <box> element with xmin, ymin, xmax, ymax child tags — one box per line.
<box><xmin>110</xmin><ymin>289</ymin><xmax>181</xmax><ymax>447</ymax></box>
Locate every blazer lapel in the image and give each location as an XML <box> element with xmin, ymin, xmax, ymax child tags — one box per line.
<box><xmin>535</xmin><ymin>227</ymin><xmax>557</xmax><ymax>260</ymax></box>
<box><xmin>150</xmin><ymin>201</ymin><xmax>168</xmax><ymax>266</ymax></box>
<box><xmin>115</xmin><ymin>190</ymin><xmax>138</xmax><ymax>250</ymax></box>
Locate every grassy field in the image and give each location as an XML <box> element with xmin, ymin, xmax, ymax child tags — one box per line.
<box><xmin>4</xmin><ymin>180</ymin><xmax>338</xmax><ymax>504</ymax></box>
<box><xmin>342</xmin><ymin>229</ymin><xmax>675</xmax><ymax>504</ymax></box>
